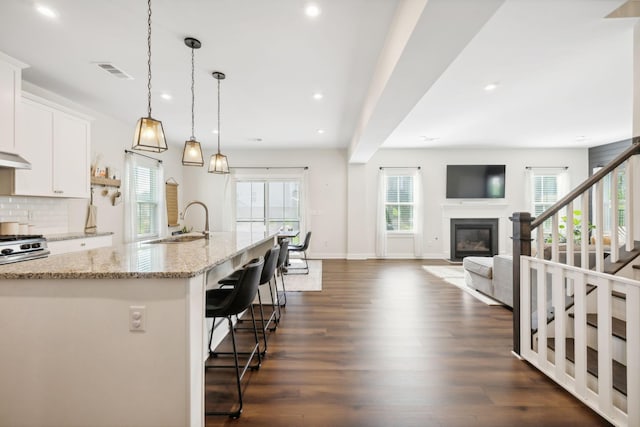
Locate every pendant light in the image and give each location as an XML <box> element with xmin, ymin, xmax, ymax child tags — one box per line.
<box><xmin>208</xmin><ymin>71</ymin><xmax>230</xmax><ymax>174</ymax></box>
<box><xmin>181</xmin><ymin>37</ymin><xmax>204</xmax><ymax>166</ymax></box>
<box><xmin>132</xmin><ymin>0</ymin><xmax>167</xmax><ymax>153</ymax></box>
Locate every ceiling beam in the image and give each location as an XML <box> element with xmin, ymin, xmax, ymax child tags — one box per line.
<box><xmin>348</xmin><ymin>0</ymin><xmax>506</xmax><ymax>164</ymax></box>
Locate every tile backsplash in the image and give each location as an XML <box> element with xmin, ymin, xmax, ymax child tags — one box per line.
<box><xmin>0</xmin><ymin>196</ymin><xmax>69</xmax><ymax>235</ymax></box>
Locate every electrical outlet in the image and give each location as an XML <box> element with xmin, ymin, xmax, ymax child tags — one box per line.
<box><xmin>129</xmin><ymin>305</ymin><xmax>146</xmax><ymax>332</ymax></box>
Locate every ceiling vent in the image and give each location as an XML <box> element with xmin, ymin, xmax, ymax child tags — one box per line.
<box><xmin>96</xmin><ymin>63</ymin><xmax>134</xmax><ymax>80</ymax></box>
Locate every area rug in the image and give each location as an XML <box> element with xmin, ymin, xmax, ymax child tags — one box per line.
<box><xmin>281</xmin><ymin>260</ymin><xmax>322</xmax><ymax>291</ymax></box>
<box><xmin>422</xmin><ymin>265</ymin><xmax>503</xmax><ymax>306</ymax></box>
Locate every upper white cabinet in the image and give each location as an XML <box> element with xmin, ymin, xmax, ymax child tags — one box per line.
<box><xmin>0</xmin><ymin>94</ymin><xmax>91</xmax><ymax>198</ymax></box>
<box><xmin>0</xmin><ymin>52</ymin><xmax>27</xmax><ymax>154</ymax></box>
<box><xmin>51</xmin><ymin>109</ymin><xmax>90</xmax><ymax>197</ymax></box>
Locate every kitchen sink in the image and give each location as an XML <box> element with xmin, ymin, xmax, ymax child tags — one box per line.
<box><xmin>147</xmin><ymin>235</ymin><xmax>205</xmax><ymax>244</ymax></box>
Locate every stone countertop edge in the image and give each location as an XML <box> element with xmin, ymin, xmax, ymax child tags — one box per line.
<box><xmin>0</xmin><ymin>232</ymin><xmax>275</xmax><ymax>280</ymax></box>
<box><xmin>45</xmin><ymin>231</ymin><xmax>114</xmax><ymax>242</ymax></box>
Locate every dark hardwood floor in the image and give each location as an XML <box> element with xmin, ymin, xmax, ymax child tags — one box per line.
<box><xmin>205</xmin><ymin>259</ymin><xmax>612</xmax><ymax>427</ymax></box>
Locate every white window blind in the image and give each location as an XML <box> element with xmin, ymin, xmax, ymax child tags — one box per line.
<box><xmin>528</xmin><ymin>169</ymin><xmax>569</xmax><ymax>235</ymax></box>
<box><xmin>126</xmin><ymin>157</ymin><xmax>164</xmax><ymax>241</ymax></box>
<box><xmin>385</xmin><ymin>175</ymin><xmax>414</xmax><ymax>232</ymax></box>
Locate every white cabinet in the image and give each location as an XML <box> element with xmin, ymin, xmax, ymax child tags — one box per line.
<box><xmin>47</xmin><ymin>234</ymin><xmax>113</xmax><ymax>256</ymax></box>
<box><xmin>52</xmin><ymin>110</ymin><xmax>90</xmax><ymax>197</ymax></box>
<box><xmin>0</xmin><ymin>52</ymin><xmax>27</xmax><ymax>154</ymax></box>
<box><xmin>0</xmin><ymin>94</ymin><xmax>91</xmax><ymax>198</ymax></box>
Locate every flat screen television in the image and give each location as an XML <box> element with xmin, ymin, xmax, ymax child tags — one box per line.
<box><xmin>446</xmin><ymin>164</ymin><xmax>506</xmax><ymax>199</ymax></box>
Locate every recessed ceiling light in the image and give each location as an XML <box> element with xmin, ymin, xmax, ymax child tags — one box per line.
<box><xmin>212</xmin><ymin>129</ymin><xmax>219</xmax><ymax>134</ymax></box>
<box><xmin>484</xmin><ymin>83</ymin><xmax>498</xmax><ymax>92</ymax></box>
<box><xmin>305</xmin><ymin>3</ymin><xmax>321</xmax><ymax>18</ymax></box>
<box><xmin>35</xmin><ymin>4</ymin><xmax>58</xmax><ymax>19</ymax></box>
<box><xmin>160</xmin><ymin>93</ymin><xmax>172</xmax><ymax>100</ymax></box>
<box><xmin>576</xmin><ymin>135</ymin><xmax>587</xmax><ymax>141</ymax></box>
<box><xmin>312</xmin><ymin>92</ymin><xmax>323</xmax><ymax>100</ymax></box>
<box><xmin>317</xmin><ymin>129</ymin><xmax>325</xmax><ymax>134</ymax></box>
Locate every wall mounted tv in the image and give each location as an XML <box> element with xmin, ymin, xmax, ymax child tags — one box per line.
<box><xmin>446</xmin><ymin>164</ymin><xmax>506</xmax><ymax>199</ymax></box>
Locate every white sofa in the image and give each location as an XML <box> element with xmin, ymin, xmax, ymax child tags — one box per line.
<box><xmin>463</xmin><ymin>255</ymin><xmax>513</xmax><ymax>307</ymax></box>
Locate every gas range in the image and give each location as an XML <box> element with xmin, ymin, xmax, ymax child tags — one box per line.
<box><xmin>0</xmin><ymin>235</ymin><xmax>50</xmax><ymax>265</ymax></box>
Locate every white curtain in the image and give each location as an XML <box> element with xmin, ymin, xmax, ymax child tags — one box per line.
<box><xmin>413</xmin><ymin>168</ymin><xmax>423</xmax><ymax>257</ymax></box>
<box><xmin>375</xmin><ymin>169</ymin><xmax>387</xmax><ymax>257</ymax></box>
<box><xmin>123</xmin><ymin>153</ymin><xmax>137</xmax><ymax>243</ymax></box>
<box><xmin>221</xmin><ymin>174</ymin><xmax>233</xmax><ymax>231</ymax></box>
<box><xmin>157</xmin><ymin>162</ymin><xmax>168</xmax><ymax>238</ymax></box>
<box><xmin>300</xmin><ymin>168</ymin><xmax>310</xmax><ymax>236</ymax></box>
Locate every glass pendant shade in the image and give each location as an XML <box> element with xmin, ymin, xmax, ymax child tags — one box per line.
<box><xmin>182</xmin><ymin>139</ymin><xmax>204</xmax><ymax>166</ymax></box>
<box><xmin>208</xmin><ymin>153</ymin><xmax>229</xmax><ymax>174</ymax></box>
<box><xmin>132</xmin><ymin>117</ymin><xmax>167</xmax><ymax>152</ymax></box>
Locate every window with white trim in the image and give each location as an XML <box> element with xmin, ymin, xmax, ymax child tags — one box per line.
<box><xmin>529</xmin><ymin>170</ymin><xmax>570</xmax><ymax>235</ymax></box>
<box><xmin>129</xmin><ymin>158</ymin><xmax>161</xmax><ymax>241</ymax></box>
<box><xmin>385</xmin><ymin>175</ymin><xmax>414</xmax><ymax>232</ymax></box>
<box><xmin>236</xmin><ymin>179</ymin><xmax>301</xmax><ymax>242</ymax></box>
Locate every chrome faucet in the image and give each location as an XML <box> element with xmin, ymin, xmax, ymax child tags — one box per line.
<box><xmin>182</xmin><ymin>200</ymin><xmax>210</xmax><ymax>239</ymax></box>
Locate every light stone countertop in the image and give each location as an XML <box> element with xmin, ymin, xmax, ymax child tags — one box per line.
<box><xmin>0</xmin><ymin>232</ymin><xmax>275</xmax><ymax>280</ymax></box>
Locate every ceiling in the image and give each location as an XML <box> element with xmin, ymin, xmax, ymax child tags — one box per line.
<box><xmin>0</xmin><ymin>0</ymin><xmax>636</xmax><ymax>163</ymax></box>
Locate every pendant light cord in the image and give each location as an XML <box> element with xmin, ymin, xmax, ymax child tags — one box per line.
<box><xmin>190</xmin><ymin>47</ymin><xmax>195</xmax><ymax>140</ymax></box>
<box><xmin>217</xmin><ymin>77</ymin><xmax>221</xmax><ymax>153</ymax></box>
<box><xmin>147</xmin><ymin>0</ymin><xmax>153</xmax><ymax>117</ymax></box>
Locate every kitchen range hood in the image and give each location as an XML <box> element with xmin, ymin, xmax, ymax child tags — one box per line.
<box><xmin>0</xmin><ymin>151</ymin><xmax>31</xmax><ymax>169</ymax></box>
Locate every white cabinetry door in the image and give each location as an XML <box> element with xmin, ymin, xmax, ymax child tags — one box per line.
<box><xmin>14</xmin><ymin>99</ymin><xmax>53</xmax><ymax>196</ymax></box>
<box><xmin>8</xmin><ymin>95</ymin><xmax>91</xmax><ymax>198</ymax></box>
<box><xmin>0</xmin><ymin>59</ymin><xmax>19</xmax><ymax>154</ymax></box>
<box><xmin>47</xmin><ymin>235</ymin><xmax>113</xmax><ymax>256</ymax></box>
<box><xmin>52</xmin><ymin>111</ymin><xmax>89</xmax><ymax>197</ymax></box>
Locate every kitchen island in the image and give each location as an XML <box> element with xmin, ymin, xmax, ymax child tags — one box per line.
<box><xmin>0</xmin><ymin>232</ymin><xmax>275</xmax><ymax>427</ymax></box>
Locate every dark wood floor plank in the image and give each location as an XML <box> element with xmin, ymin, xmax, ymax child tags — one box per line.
<box><xmin>205</xmin><ymin>259</ymin><xmax>612</xmax><ymax>426</ymax></box>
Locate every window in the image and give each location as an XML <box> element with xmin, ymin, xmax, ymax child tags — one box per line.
<box><xmin>529</xmin><ymin>169</ymin><xmax>569</xmax><ymax>235</ymax></box>
<box><xmin>385</xmin><ymin>175</ymin><xmax>414</xmax><ymax>232</ymax></box>
<box><xmin>596</xmin><ymin>166</ymin><xmax>626</xmax><ymax>236</ymax></box>
<box><xmin>236</xmin><ymin>179</ymin><xmax>301</xmax><ymax>242</ymax></box>
<box><xmin>125</xmin><ymin>155</ymin><xmax>164</xmax><ymax>242</ymax></box>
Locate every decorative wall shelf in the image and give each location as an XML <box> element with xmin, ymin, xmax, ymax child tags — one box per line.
<box><xmin>90</xmin><ymin>177</ymin><xmax>121</xmax><ymax>188</ymax></box>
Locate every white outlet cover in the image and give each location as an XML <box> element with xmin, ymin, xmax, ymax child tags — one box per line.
<box><xmin>129</xmin><ymin>305</ymin><xmax>146</xmax><ymax>332</ymax></box>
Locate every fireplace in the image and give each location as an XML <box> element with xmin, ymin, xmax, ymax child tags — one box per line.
<box><xmin>450</xmin><ymin>218</ymin><xmax>498</xmax><ymax>261</ymax></box>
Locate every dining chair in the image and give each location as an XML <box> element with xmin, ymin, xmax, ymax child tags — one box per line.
<box><xmin>286</xmin><ymin>231</ymin><xmax>312</xmax><ymax>275</ymax></box>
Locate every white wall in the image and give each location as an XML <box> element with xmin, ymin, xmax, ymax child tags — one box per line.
<box><xmin>349</xmin><ymin>147</ymin><xmax>589</xmax><ymax>259</ymax></box>
<box><xmin>180</xmin><ymin>148</ymin><xmax>349</xmax><ymax>259</ymax></box>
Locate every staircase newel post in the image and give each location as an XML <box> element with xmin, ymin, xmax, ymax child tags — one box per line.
<box><xmin>510</xmin><ymin>212</ymin><xmax>532</xmax><ymax>356</ymax></box>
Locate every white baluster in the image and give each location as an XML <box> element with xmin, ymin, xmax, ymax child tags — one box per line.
<box><xmin>610</xmin><ymin>168</ymin><xmax>619</xmax><ymax>263</ymax></box>
<box><xmin>581</xmin><ymin>191</ymin><xmax>590</xmax><ymax>269</ymax></box>
<box><xmin>595</xmin><ymin>180</ymin><xmax>604</xmax><ymax>273</ymax></box>
<box><xmin>552</xmin><ymin>265</ymin><xmax>567</xmax><ymax>383</ymax></box>
<box><xmin>627</xmin><ymin>285</ymin><xmax>640</xmax><ymax>427</ymax></box>
<box><xmin>552</xmin><ymin>213</ymin><xmax>559</xmax><ymax>262</ymax></box>
<box><xmin>566</xmin><ymin>201</ymin><xmax>574</xmax><ymax>266</ymax></box>
<box><xmin>596</xmin><ymin>277</ymin><xmax>613</xmax><ymax>413</ymax></box>
<box><xmin>537</xmin><ymin>262</ymin><xmax>548</xmax><ymax>368</ymax></box>
<box><xmin>573</xmin><ymin>271</ymin><xmax>588</xmax><ymax>399</ymax></box>
<box><xmin>625</xmin><ymin>158</ymin><xmax>634</xmax><ymax>250</ymax></box>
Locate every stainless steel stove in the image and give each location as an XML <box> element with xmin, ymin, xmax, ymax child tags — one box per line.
<box><xmin>0</xmin><ymin>235</ymin><xmax>50</xmax><ymax>265</ymax></box>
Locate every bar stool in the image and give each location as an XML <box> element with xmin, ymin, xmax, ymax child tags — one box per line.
<box><xmin>276</xmin><ymin>239</ymin><xmax>289</xmax><ymax>308</ymax></box>
<box><xmin>218</xmin><ymin>245</ymin><xmax>280</xmax><ymax>354</ymax></box>
<box><xmin>205</xmin><ymin>257</ymin><xmax>264</xmax><ymax>419</ymax></box>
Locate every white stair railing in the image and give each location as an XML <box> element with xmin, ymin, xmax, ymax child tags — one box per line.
<box><xmin>521</xmin><ymin>257</ymin><xmax>639</xmax><ymax>427</ymax></box>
